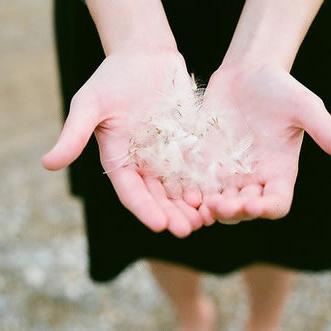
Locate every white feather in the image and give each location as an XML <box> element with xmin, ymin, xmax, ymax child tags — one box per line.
<box><xmin>108</xmin><ymin>74</ymin><xmax>256</xmax><ymax>193</ymax></box>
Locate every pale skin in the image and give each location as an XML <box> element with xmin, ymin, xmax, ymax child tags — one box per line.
<box><xmin>43</xmin><ymin>0</ymin><xmax>203</xmax><ymax>238</ymax></box>
<box><xmin>43</xmin><ymin>0</ymin><xmax>330</xmax><ymax>330</ymax></box>
<box><xmin>199</xmin><ymin>0</ymin><xmax>331</xmax><ymax>225</ymax></box>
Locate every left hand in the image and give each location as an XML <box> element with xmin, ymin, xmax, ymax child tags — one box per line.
<box><xmin>198</xmin><ymin>64</ymin><xmax>331</xmax><ymax>225</ymax></box>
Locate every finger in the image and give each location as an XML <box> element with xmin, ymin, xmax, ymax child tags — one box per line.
<box><xmin>162</xmin><ymin>179</ymin><xmax>183</xmax><ymax>200</ymax></box>
<box><xmin>300</xmin><ymin>97</ymin><xmax>331</xmax><ymax>155</ymax></box>
<box><xmin>198</xmin><ymin>203</ymin><xmax>215</xmax><ymax>226</ymax></box>
<box><xmin>239</xmin><ymin>184</ymin><xmax>263</xmax><ymax>199</ymax></box>
<box><xmin>242</xmin><ymin>200</ymin><xmax>264</xmax><ymax>220</ymax></box>
<box><xmin>173</xmin><ymin>199</ymin><xmax>204</xmax><ymax>231</ymax></box>
<box><xmin>205</xmin><ymin>193</ymin><xmax>243</xmax><ymax>223</ymax></box>
<box><xmin>222</xmin><ymin>186</ymin><xmax>240</xmax><ymax>198</ymax></box>
<box><xmin>108</xmin><ymin>167</ymin><xmax>168</xmax><ymax>233</ymax></box>
<box><xmin>240</xmin><ymin>184</ymin><xmax>264</xmax><ymax>220</ymax></box>
<box><xmin>183</xmin><ymin>183</ymin><xmax>202</xmax><ymax>208</ymax></box>
<box><xmin>218</xmin><ymin>187</ymin><xmax>245</xmax><ymax>221</ymax></box>
<box><xmin>259</xmin><ymin>179</ymin><xmax>294</xmax><ymax>219</ymax></box>
<box><xmin>144</xmin><ymin>177</ymin><xmax>192</xmax><ymax>238</ymax></box>
<box><xmin>42</xmin><ymin>94</ymin><xmax>100</xmax><ymax>170</ymax></box>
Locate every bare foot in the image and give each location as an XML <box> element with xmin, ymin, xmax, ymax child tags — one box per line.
<box><xmin>177</xmin><ymin>296</ymin><xmax>217</xmax><ymax>331</ymax></box>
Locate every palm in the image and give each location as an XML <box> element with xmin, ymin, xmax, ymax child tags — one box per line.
<box><xmin>43</xmin><ymin>52</ymin><xmax>204</xmax><ymax>237</ymax></box>
<box><xmin>199</xmin><ymin>66</ymin><xmax>331</xmax><ymax>224</ymax></box>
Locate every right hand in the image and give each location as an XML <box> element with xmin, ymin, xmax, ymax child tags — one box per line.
<box><xmin>42</xmin><ymin>50</ymin><xmax>204</xmax><ymax>237</ymax></box>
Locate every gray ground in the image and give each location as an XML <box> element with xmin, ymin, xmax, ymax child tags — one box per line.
<box><xmin>1</xmin><ymin>1</ymin><xmax>331</xmax><ymax>330</ymax></box>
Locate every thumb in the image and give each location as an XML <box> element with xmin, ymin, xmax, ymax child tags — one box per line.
<box><xmin>42</xmin><ymin>95</ymin><xmax>101</xmax><ymax>170</ymax></box>
<box><xmin>301</xmin><ymin>97</ymin><xmax>331</xmax><ymax>155</ymax></box>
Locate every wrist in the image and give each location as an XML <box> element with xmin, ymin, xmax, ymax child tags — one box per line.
<box><xmin>221</xmin><ymin>0</ymin><xmax>323</xmax><ymax>73</ymax></box>
<box><xmin>86</xmin><ymin>0</ymin><xmax>177</xmax><ymax>56</ymax></box>
<box><xmin>221</xmin><ymin>53</ymin><xmax>288</xmax><ymax>74</ymax></box>
<box><xmin>104</xmin><ymin>47</ymin><xmax>187</xmax><ymax>77</ymax></box>
<box><xmin>210</xmin><ymin>61</ymin><xmax>286</xmax><ymax>96</ymax></box>
<box><xmin>109</xmin><ymin>37</ymin><xmax>178</xmax><ymax>56</ymax></box>
<box><xmin>220</xmin><ymin>23</ymin><xmax>297</xmax><ymax>73</ymax></box>
<box><xmin>215</xmin><ymin>52</ymin><xmax>285</xmax><ymax>81</ymax></box>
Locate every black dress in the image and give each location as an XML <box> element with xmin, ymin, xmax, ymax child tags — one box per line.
<box><xmin>54</xmin><ymin>0</ymin><xmax>331</xmax><ymax>282</ymax></box>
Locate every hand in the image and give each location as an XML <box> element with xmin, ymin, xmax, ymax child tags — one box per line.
<box><xmin>42</xmin><ymin>51</ymin><xmax>204</xmax><ymax>237</ymax></box>
<box><xmin>198</xmin><ymin>65</ymin><xmax>331</xmax><ymax>224</ymax></box>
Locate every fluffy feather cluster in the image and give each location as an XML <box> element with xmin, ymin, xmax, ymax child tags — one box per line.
<box><xmin>110</xmin><ymin>75</ymin><xmax>255</xmax><ymax>197</ymax></box>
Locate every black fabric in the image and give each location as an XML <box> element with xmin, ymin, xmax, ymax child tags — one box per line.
<box><xmin>54</xmin><ymin>0</ymin><xmax>331</xmax><ymax>282</ymax></box>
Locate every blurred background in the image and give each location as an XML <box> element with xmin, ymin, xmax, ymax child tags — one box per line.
<box><xmin>1</xmin><ymin>1</ymin><xmax>331</xmax><ymax>330</ymax></box>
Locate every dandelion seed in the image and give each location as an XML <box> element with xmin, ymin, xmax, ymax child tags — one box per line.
<box><xmin>113</xmin><ymin>74</ymin><xmax>255</xmax><ymax>190</ymax></box>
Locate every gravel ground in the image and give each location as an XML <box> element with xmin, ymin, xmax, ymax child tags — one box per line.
<box><xmin>1</xmin><ymin>1</ymin><xmax>331</xmax><ymax>330</ymax></box>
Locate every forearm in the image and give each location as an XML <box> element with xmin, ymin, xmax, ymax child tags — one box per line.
<box><xmin>86</xmin><ymin>0</ymin><xmax>177</xmax><ymax>56</ymax></box>
<box><xmin>222</xmin><ymin>0</ymin><xmax>324</xmax><ymax>71</ymax></box>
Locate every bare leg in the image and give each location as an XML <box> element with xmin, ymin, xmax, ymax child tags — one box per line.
<box><xmin>242</xmin><ymin>264</ymin><xmax>296</xmax><ymax>331</ymax></box>
<box><xmin>149</xmin><ymin>259</ymin><xmax>217</xmax><ymax>331</ymax></box>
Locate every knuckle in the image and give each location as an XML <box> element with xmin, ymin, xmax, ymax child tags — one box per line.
<box><xmin>70</xmin><ymin>90</ymin><xmax>100</xmax><ymax>114</ymax></box>
<box><xmin>277</xmin><ymin>205</ymin><xmax>291</xmax><ymax>220</ymax></box>
<box><xmin>311</xmin><ymin>95</ymin><xmax>325</xmax><ymax>109</ymax></box>
<box><xmin>70</xmin><ymin>92</ymin><xmax>84</xmax><ymax>110</ymax></box>
<box><xmin>152</xmin><ymin>220</ymin><xmax>168</xmax><ymax>233</ymax></box>
<box><xmin>263</xmin><ymin>203</ymin><xmax>290</xmax><ymax>220</ymax></box>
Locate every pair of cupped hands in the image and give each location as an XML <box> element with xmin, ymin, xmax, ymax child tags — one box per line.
<box><xmin>42</xmin><ymin>50</ymin><xmax>331</xmax><ymax>238</ymax></box>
